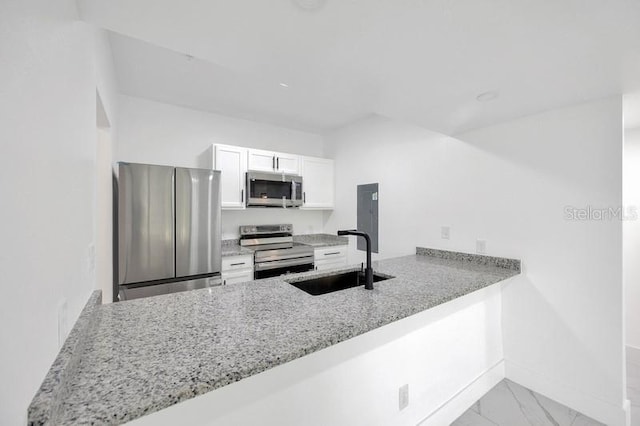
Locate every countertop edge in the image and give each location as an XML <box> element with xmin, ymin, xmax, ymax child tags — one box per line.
<box><xmin>416</xmin><ymin>247</ymin><xmax>521</xmax><ymax>272</ymax></box>
<box><xmin>27</xmin><ymin>290</ymin><xmax>102</xmax><ymax>426</ymax></box>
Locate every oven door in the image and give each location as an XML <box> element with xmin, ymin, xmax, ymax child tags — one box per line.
<box><xmin>246</xmin><ymin>172</ymin><xmax>303</xmax><ymax>207</ymax></box>
<box><xmin>254</xmin><ymin>257</ymin><xmax>314</xmax><ymax>279</ymax></box>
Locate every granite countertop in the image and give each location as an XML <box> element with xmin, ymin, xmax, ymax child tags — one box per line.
<box><xmin>221</xmin><ymin>239</ymin><xmax>253</xmax><ymax>257</ymax></box>
<box><xmin>221</xmin><ymin>234</ymin><xmax>348</xmax><ymax>257</ymax></box>
<box><xmin>292</xmin><ymin>233</ymin><xmax>349</xmax><ymax>247</ymax></box>
<box><xmin>28</xmin><ymin>248</ymin><xmax>520</xmax><ymax>425</ymax></box>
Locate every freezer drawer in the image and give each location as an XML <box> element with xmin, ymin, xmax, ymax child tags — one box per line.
<box><xmin>118</xmin><ymin>163</ymin><xmax>175</xmax><ymax>285</ymax></box>
<box><xmin>175</xmin><ymin>168</ymin><xmax>222</xmax><ymax>277</ymax></box>
<box><xmin>119</xmin><ymin>275</ymin><xmax>223</xmax><ymax>301</ymax></box>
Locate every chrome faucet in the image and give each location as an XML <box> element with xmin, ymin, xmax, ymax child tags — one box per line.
<box><xmin>337</xmin><ymin>229</ymin><xmax>374</xmax><ymax>290</ymax></box>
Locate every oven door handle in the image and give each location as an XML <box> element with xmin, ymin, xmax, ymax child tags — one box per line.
<box><xmin>255</xmin><ymin>252</ymin><xmax>314</xmax><ymax>262</ymax></box>
<box><xmin>255</xmin><ymin>257</ymin><xmax>315</xmax><ymax>271</ymax></box>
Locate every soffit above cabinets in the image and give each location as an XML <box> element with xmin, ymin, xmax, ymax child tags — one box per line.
<box><xmin>83</xmin><ymin>0</ymin><xmax>640</xmax><ymax>135</ymax></box>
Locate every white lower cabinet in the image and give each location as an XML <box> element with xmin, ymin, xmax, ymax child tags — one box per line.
<box><xmin>221</xmin><ymin>255</ymin><xmax>254</xmax><ymax>285</ymax></box>
<box><xmin>314</xmin><ymin>246</ymin><xmax>347</xmax><ymax>271</ymax></box>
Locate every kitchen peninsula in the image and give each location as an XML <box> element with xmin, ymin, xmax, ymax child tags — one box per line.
<box><xmin>28</xmin><ymin>248</ymin><xmax>520</xmax><ymax>426</ymax></box>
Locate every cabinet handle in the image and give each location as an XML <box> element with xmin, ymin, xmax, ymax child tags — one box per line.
<box><xmin>303</xmin><ymin>192</ymin><xmax>306</xmax><ymax>203</ymax></box>
<box><xmin>324</xmin><ymin>252</ymin><xmax>340</xmax><ymax>256</ymax></box>
<box><xmin>272</xmin><ymin>156</ymin><xmax>276</xmax><ymax>170</ymax></box>
<box><xmin>277</xmin><ymin>157</ymin><xmax>280</xmax><ymax>170</ymax></box>
<box><xmin>230</xmin><ymin>262</ymin><xmax>245</xmax><ymax>266</ymax></box>
<box><xmin>241</xmin><ymin>189</ymin><xmax>244</xmax><ymax>203</ymax></box>
<box><xmin>223</xmin><ymin>280</ymin><xmax>226</xmax><ymax>286</ymax></box>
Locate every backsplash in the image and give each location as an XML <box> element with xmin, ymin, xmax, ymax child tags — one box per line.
<box><xmin>221</xmin><ymin>209</ymin><xmax>325</xmax><ymax>239</ymax></box>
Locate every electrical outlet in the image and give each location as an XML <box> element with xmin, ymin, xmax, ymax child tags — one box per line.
<box><xmin>476</xmin><ymin>239</ymin><xmax>487</xmax><ymax>254</ymax></box>
<box><xmin>399</xmin><ymin>384</ymin><xmax>409</xmax><ymax>410</ymax></box>
<box><xmin>441</xmin><ymin>226</ymin><xmax>450</xmax><ymax>240</ymax></box>
<box><xmin>58</xmin><ymin>299</ymin><xmax>68</xmax><ymax>349</ymax></box>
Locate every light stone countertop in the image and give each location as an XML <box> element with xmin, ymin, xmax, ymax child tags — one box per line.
<box><xmin>292</xmin><ymin>233</ymin><xmax>349</xmax><ymax>247</ymax></box>
<box><xmin>221</xmin><ymin>234</ymin><xmax>348</xmax><ymax>257</ymax></box>
<box><xmin>28</xmin><ymin>248</ymin><xmax>520</xmax><ymax>425</ymax></box>
<box><xmin>221</xmin><ymin>239</ymin><xmax>253</xmax><ymax>257</ymax></box>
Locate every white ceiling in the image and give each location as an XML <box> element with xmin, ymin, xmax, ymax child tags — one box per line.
<box><xmin>81</xmin><ymin>0</ymin><xmax>640</xmax><ymax>135</ymax></box>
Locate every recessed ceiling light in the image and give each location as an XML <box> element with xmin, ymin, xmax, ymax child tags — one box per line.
<box><xmin>476</xmin><ymin>90</ymin><xmax>499</xmax><ymax>102</ymax></box>
<box><xmin>279</xmin><ymin>82</ymin><xmax>290</xmax><ymax>88</ymax></box>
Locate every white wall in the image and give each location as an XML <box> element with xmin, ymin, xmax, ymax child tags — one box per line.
<box><xmin>129</xmin><ymin>284</ymin><xmax>505</xmax><ymax>426</ymax></box>
<box><xmin>94</xmin><ymin>30</ymin><xmax>119</xmax><ymax>303</ymax></box>
<box><xmin>624</xmin><ymin>127</ymin><xmax>640</xmax><ymax>350</ymax></box>
<box><xmin>324</xmin><ymin>97</ymin><xmax>626</xmax><ymax>424</ymax></box>
<box><xmin>0</xmin><ymin>1</ymin><xmax>116</xmax><ymax>424</ymax></box>
<box><xmin>115</xmin><ymin>95</ymin><xmax>326</xmax><ymax>238</ymax></box>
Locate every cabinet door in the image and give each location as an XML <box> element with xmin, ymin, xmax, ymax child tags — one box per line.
<box><xmin>213</xmin><ymin>144</ymin><xmax>246</xmax><ymax>209</ymax></box>
<box><xmin>222</xmin><ymin>269</ymin><xmax>254</xmax><ymax>285</ymax></box>
<box><xmin>300</xmin><ymin>156</ymin><xmax>334</xmax><ymax>209</ymax></box>
<box><xmin>314</xmin><ymin>246</ymin><xmax>347</xmax><ymax>271</ymax></box>
<box><xmin>248</xmin><ymin>149</ymin><xmax>277</xmax><ymax>172</ymax></box>
<box><xmin>275</xmin><ymin>152</ymin><xmax>300</xmax><ymax>175</ymax></box>
<box><xmin>315</xmin><ymin>260</ymin><xmax>347</xmax><ymax>271</ymax></box>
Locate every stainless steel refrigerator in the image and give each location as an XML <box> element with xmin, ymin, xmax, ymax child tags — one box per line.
<box><xmin>115</xmin><ymin>162</ymin><xmax>222</xmax><ymax>301</ymax></box>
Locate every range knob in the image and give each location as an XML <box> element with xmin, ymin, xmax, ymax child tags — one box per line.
<box><xmin>241</xmin><ymin>226</ymin><xmax>256</xmax><ymax>234</ymax></box>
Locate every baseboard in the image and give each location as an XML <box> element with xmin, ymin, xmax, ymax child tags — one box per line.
<box><xmin>417</xmin><ymin>360</ymin><xmax>505</xmax><ymax>426</ymax></box>
<box><xmin>505</xmin><ymin>359</ymin><xmax>630</xmax><ymax>426</ymax></box>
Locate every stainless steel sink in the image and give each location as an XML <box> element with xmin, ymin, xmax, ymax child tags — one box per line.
<box><xmin>287</xmin><ymin>271</ymin><xmax>393</xmax><ymax>296</ymax></box>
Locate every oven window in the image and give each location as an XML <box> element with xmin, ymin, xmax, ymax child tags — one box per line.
<box><xmin>254</xmin><ymin>263</ymin><xmax>314</xmax><ymax>279</ymax></box>
<box><xmin>249</xmin><ymin>179</ymin><xmax>292</xmax><ymax>200</ymax></box>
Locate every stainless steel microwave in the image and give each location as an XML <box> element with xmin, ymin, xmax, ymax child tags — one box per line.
<box><xmin>246</xmin><ymin>171</ymin><xmax>303</xmax><ymax>208</ymax></box>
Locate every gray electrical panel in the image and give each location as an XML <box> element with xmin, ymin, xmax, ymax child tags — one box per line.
<box><xmin>357</xmin><ymin>183</ymin><xmax>379</xmax><ymax>253</ymax></box>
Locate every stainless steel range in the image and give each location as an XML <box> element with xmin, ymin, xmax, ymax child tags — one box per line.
<box><xmin>240</xmin><ymin>224</ymin><xmax>314</xmax><ymax>279</ymax></box>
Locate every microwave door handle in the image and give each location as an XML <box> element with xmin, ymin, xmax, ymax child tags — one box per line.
<box><xmin>291</xmin><ymin>180</ymin><xmax>297</xmax><ymax>203</ymax></box>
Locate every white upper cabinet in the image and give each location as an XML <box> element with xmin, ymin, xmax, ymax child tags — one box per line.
<box><xmin>212</xmin><ymin>144</ymin><xmax>330</xmax><ymax>210</ymax></box>
<box><xmin>300</xmin><ymin>156</ymin><xmax>334</xmax><ymax>210</ymax></box>
<box><xmin>247</xmin><ymin>149</ymin><xmax>300</xmax><ymax>175</ymax></box>
<box><xmin>212</xmin><ymin>144</ymin><xmax>247</xmax><ymax>209</ymax></box>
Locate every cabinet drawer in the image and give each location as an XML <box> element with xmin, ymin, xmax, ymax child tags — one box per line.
<box><xmin>222</xmin><ymin>255</ymin><xmax>254</xmax><ymax>272</ymax></box>
<box><xmin>314</xmin><ymin>246</ymin><xmax>347</xmax><ymax>260</ymax></box>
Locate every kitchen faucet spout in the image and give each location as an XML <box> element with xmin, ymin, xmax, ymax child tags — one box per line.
<box><xmin>337</xmin><ymin>229</ymin><xmax>373</xmax><ymax>290</ymax></box>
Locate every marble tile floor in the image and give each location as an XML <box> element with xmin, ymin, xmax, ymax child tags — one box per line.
<box><xmin>451</xmin><ymin>379</ymin><xmax>604</xmax><ymax>426</ymax></box>
<box><xmin>452</xmin><ymin>347</ymin><xmax>640</xmax><ymax>425</ymax></box>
